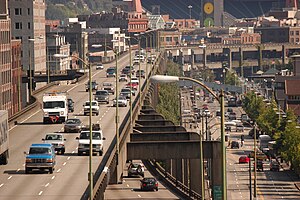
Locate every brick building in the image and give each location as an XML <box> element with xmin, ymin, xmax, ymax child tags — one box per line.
<box><xmin>11</xmin><ymin>39</ymin><xmax>22</xmax><ymax>113</ymax></box>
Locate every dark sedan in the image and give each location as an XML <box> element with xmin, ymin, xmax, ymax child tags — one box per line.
<box><xmin>140</xmin><ymin>177</ymin><xmax>158</xmax><ymax>191</ymax></box>
<box><xmin>64</xmin><ymin>118</ymin><xmax>84</xmax><ymax>133</ymax></box>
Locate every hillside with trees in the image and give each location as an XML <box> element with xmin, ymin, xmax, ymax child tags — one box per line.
<box><xmin>46</xmin><ymin>0</ymin><xmax>113</xmax><ymax>20</ymax></box>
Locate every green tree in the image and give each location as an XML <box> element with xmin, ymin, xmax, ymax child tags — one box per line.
<box><xmin>242</xmin><ymin>91</ymin><xmax>264</xmax><ymax>121</ymax></box>
<box><xmin>225</xmin><ymin>70</ymin><xmax>240</xmax><ymax>86</ymax></box>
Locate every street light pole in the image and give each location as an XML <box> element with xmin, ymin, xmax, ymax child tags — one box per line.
<box><xmin>254</xmin><ymin>123</ymin><xmax>257</xmax><ymax>198</ymax></box>
<box><xmin>188</xmin><ymin>5</ymin><xmax>193</xmax><ymax>19</ymax></box>
<box><xmin>138</xmin><ymin>36</ymin><xmax>142</xmax><ymax>107</ymax></box>
<box><xmin>88</xmin><ymin>62</ymin><xmax>93</xmax><ymax>199</ymax></box>
<box><xmin>115</xmin><ymin>49</ymin><xmax>119</xmax><ymax>161</ymax></box>
<box><xmin>128</xmin><ymin>39</ymin><xmax>133</xmax><ymax>127</ymax></box>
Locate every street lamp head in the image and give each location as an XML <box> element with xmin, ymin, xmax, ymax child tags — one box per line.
<box><xmin>53</xmin><ymin>54</ymin><xmax>69</xmax><ymax>58</ymax></box>
<box><xmin>188</xmin><ymin>5</ymin><xmax>193</xmax><ymax>9</ymax></box>
<box><xmin>91</xmin><ymin>44</ymin><xmax>102</xmax><ymax>48</ymax></box>
<box><xmin>150</xmin><ymin>75</ymin><xmax>179</xmax><ymax>83</ymax></box>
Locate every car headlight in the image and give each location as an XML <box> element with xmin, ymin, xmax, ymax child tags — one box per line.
<box><xmin>60</xmin><ymin>111</ymin><xmax>64</xmax><ymax>115</ymax></box>
<box><xmin>44</xmin><ymin>112</ymin><xmax>49</xmax><ymax>117</ymax></box>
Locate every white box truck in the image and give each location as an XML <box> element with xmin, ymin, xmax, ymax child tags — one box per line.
<box><xmin>0</xmin><ymin>110</ymin><xmax>9</xmax><ymax>165</ymax></box>
<box><xmin>43</xmin><ymin>92</ymin><xmax>68</xmax><ymax>123</ymax></box>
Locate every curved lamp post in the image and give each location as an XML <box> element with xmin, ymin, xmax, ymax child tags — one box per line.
<box><xmin>150</xmin><ymin>75</ymin><xmax>226</xmax><ymax>200</ymax></box>
<box><xmin>125</xmin><ymin>37</ymin><xmax>133</xmax><ymax>127</ymax></box>
<box><xmin>53</xmin><ymin>53</ymin><xmax>93</xmax><ymax>199</ymax></box>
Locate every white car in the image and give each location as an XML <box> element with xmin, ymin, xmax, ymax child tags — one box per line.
<box><xmin>113</xmin><ymin>96</ymin><xmax>128</xmax><ymax>107</ymax></box>
<box><xmin>96</xmin><ymin>64</ymin><xmax>104</xmax><ymax>70</ymax></box>
<box><xmin>83</xmin><ymin>101</ymin><xmax>99</xmax><ymax>116</ymax></box>
<box><xmin>130</xmin><ymin>77</ymin><xmax>139</xmax><ymax>85</ymax></box>
<box><xmin>119</xmin><ymin>74</ymin><xmax>128</xmax><ymax>82</ymax></box>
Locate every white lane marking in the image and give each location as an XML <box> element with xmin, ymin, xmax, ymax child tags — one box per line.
<box><xmin>57</xmin><ymin>169</ymin><xmax>61</xmax><ymax>172</ymax></box>
<box><xmin>0</xmin><ymin>183</ymin><xmax>4</xmax><ymax>188</ymax></box>
<box><xmin>137</xmin><ymin>194</ymin><xmax>141</xmax><ymax>197</ymax></box>
<box><xmin>76</xmin><ymin>147</ymin><xmax>78</xmax><ymax>150</ymax></box>
<box><xmin>127</xmin><ymin>184</ymin><xmax>129</xmax><ymax>187</ymax></box>
<box><xmin>7</xmin><ymin>176</ymin><xmax>12</xmax><ymax>180</ymax></box>
<box><xmin>38</xmin><ymin>191</ymin><xmax>43</xmax><ymax>196</ymax></box>
<box><xmin>16</xmin><ymin>168</ymin><xmax>20</xmax><ymax>172</ymax></box>
<box><xmin>97</xmin><ymin>120</ymin><xmax>99</xmax><ymax>123</ymax></box>
<box><xmin>67</xmin><ymin>157</ymin><xmax>71</xmax><ymax>160</ymax></box>
<box><xmin>45</xmin><ymin>183</ymin><xmax>50</xmax><ymax>187</ymax></box>
<box><xmin>9</xmin><ymin>109</ymin><xmax>40</xmax><ymax>131</ymax></box>
<box><xmin>72</xmin><ymin>151</ymin><xmax>75</xmax><ymax>153</ymax></box>
<box><xmin>74</xmin><ymin>116</ymin><xmax>77</xmax><ymax>118</ymax></box>
<box><xmin>22</xmin><ymin>164</ymin><xmax>25</xmax><ymax>166</ymax></box>
<box><xmin>51</xmin><ymin>176</ymin><xmax>55</xmax><ymax>180</ymax></box>
<box><xmin>63</xmin><ymin>162</ymin><xmax>67</xmax><ymax>166</ymax></box>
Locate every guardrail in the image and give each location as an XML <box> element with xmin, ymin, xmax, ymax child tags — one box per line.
<box><xmin>147</xmin><ymin>160</ymin><xmax>201</xmax><ymax>200</ymax></box>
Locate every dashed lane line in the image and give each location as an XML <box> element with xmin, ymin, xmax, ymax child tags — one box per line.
<box><xmin>0</xmin><ymin>183</ymin><xmax>4</xmax><ymax>188</ymax></box>
<box><xmin>7</xmin><ymin>176</ymin><xmax>12</xmax><ymax>180</ymax></box>
<box><xmin>38</xmin><ymin>191</ymin><xmax>43</xmax><ymax>196</ymax></box>
<box><xmin>57</xmin><ymin>169</ymin><xmax>61</xmax><ymax>173</ymax></box>
<box><xmin>51</xmin><ymin>176</ymin><xmax>55</xmax><ymax>180</ymax></box>
<box><xmin>45</xmin><ymin>183</ymin><xmax>50</xmax><ymax>187</ymax></box>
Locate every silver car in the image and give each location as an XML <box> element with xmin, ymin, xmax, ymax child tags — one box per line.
<box><xmin>64</xmin><ymin>118</ymin><xmax>84</xmax><ymax>133</ymax></box>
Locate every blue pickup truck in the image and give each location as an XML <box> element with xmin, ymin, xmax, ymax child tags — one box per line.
<box><xmin>24</xmin><ymin>143</ymin><xmax>56</xmax><ymax>174</ymax></box>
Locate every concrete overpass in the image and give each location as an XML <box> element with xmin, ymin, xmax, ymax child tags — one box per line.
<box><xmin>165</xmin><ymin>43</ymin><xmax>300</xmax><ymax>70</ymax></box>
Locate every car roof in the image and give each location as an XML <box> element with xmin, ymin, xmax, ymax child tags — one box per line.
<box><xmin>31</xmin><ymin>143</ymin><xmax>52</xmax><ymax>147</ymax></box>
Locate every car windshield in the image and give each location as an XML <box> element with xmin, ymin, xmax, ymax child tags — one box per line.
<box><xmin>143</xmin><ymin>178</ymin><xmax>156</xmax><ymax>183</ymax></box>
<box><xmin>66</xmin><ymin>119</ymin><xmax>80</xmax><ymax>124</ymax></box>
<box><xmin>79</xmin><ymin>132</ymin><xmax>102</xmax><ymax>139</ymax></box>
<box><xmin>103</xmin><ymin>82</ymin><xmax>112</xmax><ymax>86</ymax></box>
<box><xmin>46</xmin><ymin>134</ymin><xmax>62</xmax><ymax>140</ymax></box>
<box><xmin>107</xmin><ymin>68</ymin><xmax>115</xmax><ymax>73</ymax></box>
<box><xmin>96</xmin><ymin>91</ymin><xmax>108</xmax><ymax>95</ymax></box>
<box><xmin>85</xmin><ymin>102</ymin><xmax>97</xmax><ymax>106</ymax></box>
<box><xmin>29</xmin><ymin>147</ymin><xmax>51</xmax><ymax>154</ymax></box>
<box><xmin>44</xmin><ymin>101</ymin><xmax>65</xmax><ymax>109</ymax></box>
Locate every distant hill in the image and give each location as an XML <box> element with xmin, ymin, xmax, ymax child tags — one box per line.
<box><xmin>46</xmin><ymin>0</ymin><xmax>113</xmax><ymax>20</ymax></box>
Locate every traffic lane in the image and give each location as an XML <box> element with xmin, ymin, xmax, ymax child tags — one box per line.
<box><xmin>227</xmin><ymin>147</ymin><xmax>250</xmax><ymax>200</ymax></box>
<box><xmin>105</xmin><ymin>166</ymin><xmax>179</xmax><ymax>200</ymax></box>
<box><xmin>0</xmin><ymin>57</ymin><xmax>139</xmax><ymax>196</ymax></box>
<box><xmin>257</xmin><ymin>166</ymin><xmax>300</xmax><ymax>199</ymax></box>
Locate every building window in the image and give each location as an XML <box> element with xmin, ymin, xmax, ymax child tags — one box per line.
<box><xmin>291</xmin><ymin>31</ymin><xmax>294</xmax><ymax>36</ymax></box>
<box><xmin>296</xmin><ymin>31</ymin><xmax>299</xmax><ymax>35</ymax></box>
<box><xmin>15</xmin><ymin>8</ymin><xmax>22</xmax><ymax>15</ymax></box>
<box><xmin>28</xmin><ymin>22</ymin><xmax>30</xmax><ymax>29</ymax></box>
<box><xmin>296</xmin><ymin>38</ymin><xmax>299</xmax><ymax>43</ymax></box>
<box><xmin>27</xmin><ymin>8</ymin><xmax>30</xmax><ymax>15</ymax></box>
<box><xmin>15</xmin><ymin>22</ymin><xmax>22</xmax><ymax>30</ymax></box>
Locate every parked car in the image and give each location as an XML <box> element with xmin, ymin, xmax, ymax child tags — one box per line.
<box><xmin>96</xmin><ymin>63</ymin><xmax>104</xmax><ymax>70</ymax></box>
<box><xmin>64</xmin><ymin>118</ymin><xmax>84</xmax><ymax>133</ymax></box>
<box><xmin>140</xmin><ymin>177</ymin><xmax>158</xmax><ymax>191</ymax></box>
<box><xmin>128</xmin><ymin>162</ymin><xmax>144</xmax><ymax>177</ymax></box>
<box><xmin>42</xmin><ymin>133</ymin><xmax>66</xmax><ymax>154</ymax></box>
<box><xmin>67</xmin><ymin>98</ymin><xmax>74</xmax><ymax>113</ymax></box>
<box><xmin>270</xmin><ymin>160</ymin><xmax>280</xmax><ymax>171</ymax></box>
<box><xmin>231</xmin><ymin>141</ymin><xmax>240</xmax><ymax>149</ymax></box>
<box><xmin>239</xmin><ymin>156</ymin><xmax>250</xmax><ymax>164</ymax></box>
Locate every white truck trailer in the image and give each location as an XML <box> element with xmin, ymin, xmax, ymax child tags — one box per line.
<box><xmin>43</xmin><ymin>92</ymin><xmax>68</xmax><ymax>123</ymax></box>
<box><xmin>0</xmin><ymin>110</ymin><xmax>9</xmax><ymax>165</ymax></box>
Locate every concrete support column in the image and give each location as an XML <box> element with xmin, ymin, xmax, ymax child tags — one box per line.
<box><xmin>258</xmin><ymin>45</ymin><xmax>263</xmax><ymax>71</ymax></box>
<box><xmin>165</xmin><ymin>159</ymin><xmax>172</xmax><ymax>174</ymax></box>
<box><xmin>191</xmin><ymin>49</ymin><xmax>195</xmax><ymax>70</ymax></box>
<box><xmin>239</xmin><ymin>47</ymin><xmax>244</xmax><ymax>77</ymax></box>
<box><xmin>203</xmin><ymin>47</ymin><xmax>207</xmax><ymax>69</ymax></box>
<box><xmin>211</xmin><ymin>145</ymin><xmax>222</xmax><ymax>199</ymax></box>
<box><xmin>223</xmin><ymin>48</ymin><xmax>232</xmax><ymax>69</ymax></box>
<box><xmin>171</xmin><ymin>159</ymin><xmax>183</xmax><ymax>182</ymax></box>
<box><xmin>190</xmin><ymin>158</ymin><xmax>201</xmax><ymax>194</ymax></box>
<box><xmin>183</xmin><ymin>159</ymin><xmax>189</xmax><ymax>187</ymax></box>
<box><xmin>282</xmin><ymin>45</ymin><xmax>286</xmax><ymax>66</ymax></box>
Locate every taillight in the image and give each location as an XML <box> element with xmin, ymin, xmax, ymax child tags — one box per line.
<box><xmin>46</xmin><ymin>159</ymin><xmax>53</xmax><ymax>163</ymax></box>
<box><xmin>143</xmin><ymin>183</ymin><xmax>146</xmax><ymax>187</ymax></box>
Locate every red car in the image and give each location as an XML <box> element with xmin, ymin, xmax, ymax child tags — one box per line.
<box><xmin>239</xmin><ymin>156</ymin><xmax>250</xmax><ymax>164</ymax></box>
<box><xmin>126</xmin><ymin>82</ymin><xmax>138</xmax><ymax>90</ymax></box>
